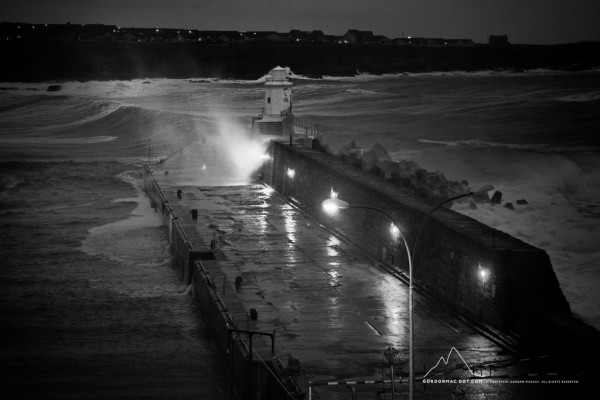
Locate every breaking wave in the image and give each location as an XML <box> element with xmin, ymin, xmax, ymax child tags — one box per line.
<box><xmin>418</xmin><ymin>138</ymin><xmax>600</xmax><ymax>153</ymax></box>
<box><xmin>554</xmin><ymin>91</ymin><xmax>600</xmax><ymax>103</ymax></box>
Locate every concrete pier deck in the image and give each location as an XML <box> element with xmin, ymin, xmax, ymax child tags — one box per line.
<box><xmin>148</xmin><ymin>170</ymin><xmax>586</xmax><ymax>399</ymax></box>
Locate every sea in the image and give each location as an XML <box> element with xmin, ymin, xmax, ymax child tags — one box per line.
<box><xmin>1</xmin><ymin>69</ymin><xmax>599</xmax><ymax>396</ymax></box>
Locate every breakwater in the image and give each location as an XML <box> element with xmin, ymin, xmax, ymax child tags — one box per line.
<box><xmin>142</xmin><ymin>166</ymin><xmax>303</xmax><ymax>400</ymax></box>
<box><xmin>2</xmin><ymin>41</ymin><xmax>600</xmax><ymax>81</ymax></box>
<box><xmin>260</xmin><ymin>140</ymin><xmax>600</xmax><ymax>357</ymax></box>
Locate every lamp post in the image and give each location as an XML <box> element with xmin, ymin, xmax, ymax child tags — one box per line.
<box><xmin>321</xmin><ymin>184</ymin><xmax>493</xmax><ymax>400</ymax></box>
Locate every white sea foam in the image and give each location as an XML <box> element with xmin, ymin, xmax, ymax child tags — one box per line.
<box><xmin>554</xmin><ymin>91</ymin><xmax>600</xmax><ymax>102</ymax></box>
<box><xmin>0</xmin><ymin>136</ymin><xmax>118</xmax><ymax>145</ymax></box>
<box><xmin>79</xmin><ymin>170</ymin><xmax>166</xmax><ymax>267</ymax></box>
<box><xmin>417</xmin><ymin>139</ymin><xmax>600</xmax><ymax>153</ymax></box>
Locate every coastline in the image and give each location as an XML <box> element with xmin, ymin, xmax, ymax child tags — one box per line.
<box><xmin>2</xmin><ymin>41</ymin><xmax>600</xmax><ymax>82</ymax></box>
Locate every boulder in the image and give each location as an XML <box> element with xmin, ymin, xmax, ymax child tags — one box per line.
<box><xmin>370</xmin><ymin>143</ymin><xmax>391</xmax><ymax>162</ymax></box>
<box><xmin>360</xmin><ymin>150</ymin><xmax>379</xmax><ymax>171</ymax></box>
<box><xmin>490</xmin><ymin>191</ymin><xmax>503</xmax><ymax>205</ymax></box>
<box><xmin>377</xmin><ymin>160</ymin><xmax>400</xmax><ymax>178</ymax></box>
<box><xmin>516</xmin><ymin>199</ymin><xmax>528</xmax><ymax>205</ymax></box>
<box><xmin>472</xmin><ymin>191</ymin><xmax>490</xmax><ymax>203</ymax></box>
<box><xmin>338</xmin><ymin>140</ymin><xmax>360</xmax><ymax>155</ymax></box>
<box><xmin>367</xmin><ymin>165</ymin><xmax>386</xmax><ymax>178</ymax></box>
<box><xmin>504</xmin><ymin>202</ymin><xmax>515</xmax><ymax>210</ymax></box>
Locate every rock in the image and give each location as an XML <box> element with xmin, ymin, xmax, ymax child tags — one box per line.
<box><xmin>398</xmin><ymin>160</ymin><xmax>421</xmax><ymax>175</ymax></box>
<box><xmin>370</xmin><ymin>143</ymin><xmax>391</xmax><ymax>161</ymax></box>
<box><xmin>490</xmin><ymin>191</ymin><xmax>503</xmax><ymax>205</ymax></box>
<box><xmin>46</xmin><ymin>84</ymin><xmax>61</xmax><ymax>92</ymax></box>
<box><xmin>504</xmin><ymin>202</ymin><xmax>515</xmax><ymax>210</ymax></box>
<box><xmin>516</xmin><ymin>199</ymin><xmax>528</xmax><ymax>205</ymax></box>
<box><xmin>360</xmin><ymin>150</ymin><xmax>379</xmax><ymax>170</ymax></box>
<box><xmin>437</xmin><ymin>180</ymin><xmax>450</xmax><ymax>198</ymax></box>
<box><xmin>472</xmin><ymin>191</ymin><xmax>490</xmax><ymax>203</ymax></box>
<box><xmin>415</xmin><ymin>168</ymin><xmax>428</xmax><ymax>184</ymax></box>
<box><xmin>338</xmin><ymin>140</ymin><xmax>360</xmax><ymax>155</ymax></box>
<box><xmin>367</xmin><ymin>165</ymin><xmax>385</xmax><ymax>178</ymax></box>
<box><xmin>377</xmin><ymin>160</ymin><xmax>400</xmax><ymax>178</ymax></box>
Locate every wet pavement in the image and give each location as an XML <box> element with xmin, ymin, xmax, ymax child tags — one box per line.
<box><xmin>150</xmin><ymin>171</ymin><xmax>587</xmax><ymax>399</ymax></box>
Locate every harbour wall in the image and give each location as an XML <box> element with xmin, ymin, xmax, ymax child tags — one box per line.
<box><xmin>142</xmin><ymin>167</ymin><xmax>302</xmax><ymax>400</ymax></box>
<box><xmin>260</xmin><ymin>140</ymin><xmax>600</xmax><ymax>355</ymax></box>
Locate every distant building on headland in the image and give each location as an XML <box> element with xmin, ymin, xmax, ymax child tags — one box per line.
<box><xmin>0</xmin><ymin>22</ymin><xmax>481</xmax><ymax>46</ymax></box>
<box><xmin>488</xmin><ymin>35</ymin><xmax>510</xmax><ymax>46</ymax></box>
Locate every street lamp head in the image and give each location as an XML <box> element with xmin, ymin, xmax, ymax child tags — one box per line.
<box><xmin>321</xmin><ymin>197</ymin><xmax>350</xmax><ymax>215</ymax></box>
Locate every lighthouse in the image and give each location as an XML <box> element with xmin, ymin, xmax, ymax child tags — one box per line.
<box><xmin>252</xmin><ymin>66</ymin><xmax>319</xmax><ymax>141</ymax></box>
<box><xmin>264</xmin><ymin>66</ymin><xmax>292</xmax><ymax>117</ymax></box>
<box><xmin>252</xmin><ymin>66</ymin><xmax>293</xmax><ymax>137</ymax></box>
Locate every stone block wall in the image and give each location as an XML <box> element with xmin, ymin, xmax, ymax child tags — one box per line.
<box><xmin>261</xmin><ymin>141</ymin><xmax>570</xmax><ymax>334</ymax></box>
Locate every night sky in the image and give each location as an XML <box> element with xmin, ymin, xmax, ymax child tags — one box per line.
<box><xmin>3</xmin><ymin>0</ymin><xmax>600</xmax><ymax>44</ymax></box>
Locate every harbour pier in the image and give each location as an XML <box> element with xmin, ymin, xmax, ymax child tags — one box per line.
<box><xmin>142</xmin><ymin>140</ymin><xmax>595</xmax><ymax>399</ymax></box>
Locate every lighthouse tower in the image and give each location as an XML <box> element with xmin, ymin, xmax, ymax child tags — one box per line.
<box><xmin>252</xmin><ymin>66</ymin><xmax>293</xmax><ymax>137</ymax></box>
<box><xmin>264</xmin><ymin>66</ymin><xmax>292</xmax><ymax>117</ymax></box>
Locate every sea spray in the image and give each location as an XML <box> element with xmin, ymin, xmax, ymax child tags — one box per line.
<box><xmin>152</xmin><ymin>114</ymin><xmax>268</xmax><ymax>186</ymax></box>
<box><xmin>215</xmin><ymin>116</ymin><xmax>269</xmax><ymax>178</ymax></box>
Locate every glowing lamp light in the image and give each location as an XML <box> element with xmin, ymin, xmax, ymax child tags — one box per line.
<box><xmin>202</xmin><ymin>164</ymin><xmax>207</xmax><ymax>171</ymax></box>
<box><xmin>390</xmin><ymin>223</ymin><xmax>400</xmax><ymax>237</ymax></box>
<box><xmin>478</xmin><ymin>265</ymin><xmax>489</xmax><ymax>279</ymax></box>
<box><xmin>287</xmin><ymin>168</ymin><xmax>296</xmax><ymax>179</ymax></box>
<box><xmin>321</xmin><ymin>197</ymin><xmax>349</xmax><ymax>216</ymax></box>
